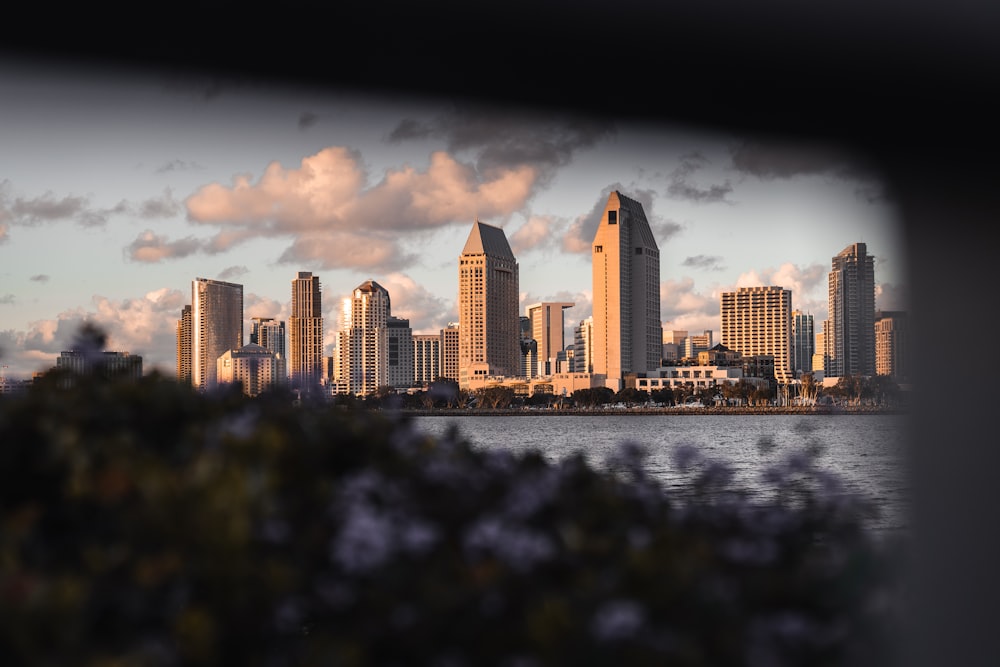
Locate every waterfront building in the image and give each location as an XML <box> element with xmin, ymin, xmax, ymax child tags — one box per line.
<box><xmin>441</xmin><ymin>323</ymin><xmax>460</xmax><ymax>383</ymax></box>
<box><xmin>827</xmin><ymin>242</ymin><xmax>876</xmax><ymax>377</ymax></box>
<box><xmin>792</xmin><ymin>310</ymin><xmax>815</xmax><ymax>375</ymax></box>
<box><xmin>288</xmin><ymin>271</ymin><xmax>324</xmax><ymax>394</ymax></box>
<box><xmin>176</xmin><ymin>304</ymin><xmax>192</xmax><ymax>384</ymax></box>
<box><xmin>591</xmin><ymin>190</ymin><xmax>661</xmax><ymax>389</ymax></box>
<box><xmin>413</xmin><ymin>334</ymin><xmax>441</xmax><ymax>386</ymax></box>
<box><xmin>635</xmin><ymin>365</ymin><xmax>754</xmax><ymax>393</ymax></box>
<box><xmin>875</xmin><ymin>310</ymin><xmax>909</xmax><ymax>381</ymax></box>
<box><xmin>458</xmin><ymin>220</ymin><xmax>520</xmax><ymax>389</ymax></box>
<box><xmin>191</xmin><ymin>277</ymin><xmax>244</xmax><ymax>390</ymax></box>
<box><xmin>387</xmin><ymin>316</ymin><xmax>414</xmax><ymax>389</ymax></box>
<box><xmin>336</xmin><ymin>279</ymin><xmax>391</xmax><ymax>396</ymax></box>
<box><xmin>216</xmin><ymin>344</ymin><xmax>281</xmax><ymax>397</ymax></box>
<box><xmin>721</xmin><ymin>285</ymin><xmax>793</xmax><ymax>384</ymax></box>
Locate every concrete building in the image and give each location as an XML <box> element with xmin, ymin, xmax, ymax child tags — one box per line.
<box><xmin>827</xmin><ymin>242</ymin><xmax>876</xmax><ymax>377</ymax></box>
<box><xmin>792</xmin><ymin>310</ymin><xmax>815</xmax><ymax>375</ymax></box>
<box><xmin>191</xmin><ymin>277</ymin><xmax>243</xmax><ymax>390</ymax></box>
<box><xmin>685</xmin><ymin>330</ymin><xmax>714</xmax><ymax>359</ymax></box>
<box><xmin>288</xmin><ymin>271</ymin><xmax>324</xmax><ymax>394</ymax></box>
<box><xmin>458</xmin><ymin>221</ymin><xmax>520</xmax><ymax>388</ymax></box>
<box><xmin>387</xmin><ymin>316</ymin><xmax>414</xmax><ymax>389</ymax></box>
<box><xmin>721</xmin><ymin>285</ymin><xmax>793</xmax><ymax>384</ymax></box>
<box><xmin>413</xmin><ymin>334</ymin><xmax>441</xmax><ymax>386</ymax></box>
<box><xmin>662</xmin><ymin>329</ymin><xmax>687</xmax><ymax>363</ymax></box>
<box><xmin>216</xmin><ymin>344</ymin><xmax>281</xmax><ymax>397</ymax></box>
<box><xmin>526</xmin><ymin>301</ymin><xmax>575</xmax><ymax>375</ymax></box>
<box><xmin>875</xmin><ymin>310</ymin><xmax>909</xmax><ymax>381</ymax></box>
<box><xmin>176</xmin><ymin>304</ymin><xmax>192</xmax><ymax>384</ymax></box>
<box><xmin>591</xmin><ymin>190</ymin><xmax>661</xmax><ymax>389</ymax></box>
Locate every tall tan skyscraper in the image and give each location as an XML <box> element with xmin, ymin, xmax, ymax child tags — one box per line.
<box><xmin>176</xmin><ymin>304</ymin><xmax>192</xmax><ymax>384</ymax></box>
<box><xmin>591</xmin><ymin>191</ymin><xmax>661</xmax><ymax>388</ymax></box>
<box><xmin>721</xmin><ymin>285</ymin><xmax>793</xmax><ymax>384</ymax></box>
<box><xmin>191</xmin><ymin>277</ymin><xmax>244</xmax><ymax>390</ymax></box>
<box><xmin>458</xmin><ymin>221</ymin><xmax>519</xmax><ymax>388</ymax></box>
<box><xmin>440</xmin><ymin>323</ymin><xmax>460</xmax><ymax>383</ymax></box>
<box><xmin>827</xmin><ymin>242</ymin><xmax>875</xmax><ymax>377</ymax></box>
<box><xmin>289</xmin><ymin>271</ymin><xmax>324</xmax><ymax>393</ymax></box>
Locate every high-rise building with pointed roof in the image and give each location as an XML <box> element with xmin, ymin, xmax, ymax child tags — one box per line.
<box><xmin>191</xmin><ymin>277</ymin><xmax>244</xmax><ymax>390</ymax></box>
<box><xmin>827</xmin><ymin>242</ymin><xmax>875</xmax><ymax>377</ymax></box>
<box><xmin>289</xmin><ymin>271</ymin><xmax>323</xmax><ymax>394</ymax></box>
<box><xmin>591</xmin><ymin>191</ymin><xmax>661</xmax><ymax>389</ymax></box>
<box><xmin>458</xmin><ymin>220</ymin><xmax>519</xmax><ymax>387</ymax></box>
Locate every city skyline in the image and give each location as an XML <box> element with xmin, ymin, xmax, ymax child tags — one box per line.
<box><xmin>0</xmin><ymin>60</ymin><xmax>908</xmax><ymax>380</ymax></box>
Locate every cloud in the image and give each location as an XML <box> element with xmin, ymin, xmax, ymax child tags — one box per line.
<box><xmin>510</xmin><ymin>215</ymin><xmax>560</xmax><ymax>255</ymax></box>
<box><xmin>377</xmin><ymin>273</ymin><xmax>454</xmax><ymax>334</ymax></box>
<box><xmin>29</xmin><ymin>274</ymin><xmax>49</xmax><ymax>282</ymax></box>
<box><xmin>0</xmin><ymin>294</ymin><xmax>14</xmax><ymax>305</ymax></box>
<box><xmin>182</xmin><ymin>146</ymin><xmax>539</xmax><ymax>270</ymax></box>
<box><xmin>518</xmin><ymin>289</ymin><xmax>591</xmax><ymax>336</ymax></box>
<box><xmin>245</xmin><ymin>292</ymin><xmax>289</xmax><ymax>322</ymax></box>
<box><xmin>218</xmin><ymin>265</ymin><xmax>249</xmax><ymax>281</ymax></box>
<box><xmin>298</xmin><ymin>112</ymin><xmax>319</xmax><ymax>130</ymax></box>
<box><xmin>137</xmin><ymin>189</ymin><xmax>184</xmax><ymax>218</ymax></box>
<box><xmin>728</xmin><ymin>139</ymin><xmax>878</xmax><ymax>183</ymax></box>
<box><xmin>126</xmin><ymin>230</ymin><xmax>204</xmax><ymax>262</ymax></box>
<box><xmin>387</xmin><ymin>104</ymin><xmax>614</xmax><ymax>187</ymax></box>
<box><xmin>0</xmin><ymin>181</ymin><xmax>167</xmax><ymax>235</ymax></box>
<box><xmin>666</xmin><ymin>153</ymin><xmax>734</xmax><ymax>203</ymax></box>
<box><xmin>682</xmin><ymin>255</ymin><xmax>726</xmax><ymax>271</ymax></box>
<box><xmin>155</xmin><ymin>159</ymin><xmax>203</xmax><ymax>174</ymax></box>
<box><xmin>660</xmin><ymin>278</ymin><xmax>719</xmax><ymax>334</ymax></box>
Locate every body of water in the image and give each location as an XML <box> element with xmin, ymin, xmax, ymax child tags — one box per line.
<box><xmin>409</xmin><ymin>413</ymin><xmax>909</xmax><ymax>533</ymax></box>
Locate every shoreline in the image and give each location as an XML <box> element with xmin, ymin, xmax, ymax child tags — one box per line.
<box><xmin>399</xmin><ymin>406</ymin><xmax>906</xmax><ymax>417</ymax></box>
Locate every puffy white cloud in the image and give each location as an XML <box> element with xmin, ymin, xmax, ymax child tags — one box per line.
<box><xmin>510</xmin><ymin>215</ymin><xmax>559</xmax><ymax>255</ymax></box>
<box><xmin>126</xmin><ymin>230</ymin><xmax>204</xmax><ymax>262</ymax></box>
<box><xmin>732</xmin><ymin>262</ymin><xmax>827</xmax><ymax>317</ymax></box>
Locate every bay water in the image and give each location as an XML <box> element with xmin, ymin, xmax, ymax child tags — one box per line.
<box><xmin>409</xmin><ymin>413</ymin><xmax>909</xmax><ymax>533</ymax></box>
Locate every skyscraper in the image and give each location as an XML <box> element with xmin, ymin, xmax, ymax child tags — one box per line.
<box><xmin>176</xmin><ymin>304</ymin><xmax>192</xmax><ymax>384</ymax></box>
<box><xmin>288</xmin><ymin>271</ymin><xmax>324</xmax><ymax>393</ymax></box>
<box><xmin>336</xmin><ymin>279</ymin><xmax>390</xmax><ymax>396</ymax></box>
<box><xmin>791</xmin><ymin>310</ymin><xmax>815</xmax><ymax>375</ymax></box>
<box><xmin>387</xmin><ymin>315</ymin><xmax>414</xmax><ymax>389</ymax></box>
<box><xmin>440</xmin><ymin>323</ymin><xmax>460</xmax><ymax>383</ymax></box>
<box><xmin>191</xmin><ymin>277</ymin><xmax>244</xmax><ymax>390</ymax></box>
<box><xmin>591</xmin><ymin>190</ymin><xmax>661</xmax><ymax>388</ymax></box>
<box><xmin>875</xmin><ymin>310</ymin><xmax>909</xmax><ymax>381</ymax></box>
<box><xmin>458</xmin><ymin>220</ymin><xmax>519</xmax><ymax>388</ymax></box>
<box><xmin>526</xmin><ymin>302</ymin><xmax>575</xmax><ymax>373</ymax></box>
<box><xmin>721</xmin><ymin>285</ymin><xmax>793</xmax><ymax>384</ymax></box>
<box><xmin>413</xmin><ymin>334</ymin><xmax>442</xmax><ymax>386</ymax></box>
<box><xmin>827</xmin><ymin>242</ymin><xmax>876</xmax><ymax>377</ymax></box>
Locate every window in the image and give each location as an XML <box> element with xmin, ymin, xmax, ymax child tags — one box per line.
<box><xmin>594</xmin><ymin>245</ymin><xmax>603</xmax><ymax>253</ymax></box>
<box><xmin>608</xmin><ymin>210</ymin><xmax>617</xmax><ymax>224</ymax></box>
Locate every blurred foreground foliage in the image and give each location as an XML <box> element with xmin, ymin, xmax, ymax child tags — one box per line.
<box><xmin>0</xmin><ymin>369</ymin><xmax>904</xmax><ymax>666</ymax></box>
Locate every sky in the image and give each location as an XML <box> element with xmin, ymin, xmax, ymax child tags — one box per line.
<box><xmin>0</xmin><ymin>58</ymin><xmax>908</xmax><ymax>381</ymax></box>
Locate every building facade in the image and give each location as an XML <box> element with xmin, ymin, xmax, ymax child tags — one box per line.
<box><xmin>57</xmin><ymin>350</ymin><xmax>143</xmax><ymax>381</ymax></box>
<box><xmin>791</xmin><ymin>310</ymin><xmax>815</xmax><ymax>376</ymax></box>
<box><xmin>288</xmin><ymin>271</ymin><xmax>324</xmax><ymax>393</ymax></box>
<box><xmin>440</xmin><ymin>323</ymin><xmax>460</xmax><ymax>383</ymax></box>
<box><xmin>387</xmin><ymin>316</ymin><xmax>414</xmax><ymax>389</ymax></box>
<box><xmin>191</xmin><ymin>277</ymin><xmax>244</xmax><ymax>390</ymax></box>
<box><xmin>720</xmin><ymin>285</ymin><xmax>793</xmax><ymax>384</ymax></box>
<box><xmin>591</xmin><ymin>191</ymin><xmax>661</xmax><ymax>389</ymax></box>
<box><xmin>250</xmin><ymin>317</ymin><xmax>286</xmax><ymax>385</ymax></box>
<box><xmin>572</xmin><ymin>316</ymin><xmax>594</xmax><ymax>373</ymax></box>
<box><xmin>458</xmin><ymin>221</ymin><xmax>520</xmax><ymax>388</ymax></box>
<box><xmin>827</xmin><ymin>242</ymin><xmax>876</xmax><ymax>377</ymax></box>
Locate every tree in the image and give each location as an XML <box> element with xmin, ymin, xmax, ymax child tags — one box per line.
<box><xmin>570</xmin><ymin>386</ymin><xmax>614</xmax><ymax>408</ymax></box>
<box><xmin>475</xmin><ymin>386</ymin><xmax>515</xmax><ymax>409</ymax></box>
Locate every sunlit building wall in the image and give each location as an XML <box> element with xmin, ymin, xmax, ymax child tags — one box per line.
<box><xmin>192</xmin><ymin>277</ymin><xmax>243</xmax><ymax>390</ymax></box>
<box><xmin>721</xmin><ymin>285</ymin><xmax>793</xmax><ymax>384</ymax></box>
<box><xmin>827</xmin><ymin>242</ymin><xmax>875</xmax><ymax>377</ymax></box>
<box><xmin>217</xmin><ymin>344</ymin><xmax>281</xmax><ymax>397</ymax></box>
<box><xmin>413</xmin><ymin>334</ymin><xmax>441</xmax><ymax>386</ymax></box>
<box><xmin>289</xmin><ymin>271</ymin><xmax>324</xmax><ymax>394</ymax></box>
<box><xmin>176</xmin><ymin>304</ymin><xmax>192</xmax><ymax>384</ymax></box>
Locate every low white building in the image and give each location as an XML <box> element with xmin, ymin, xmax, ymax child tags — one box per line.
<box><xmin>217</xmin><ymin>344</ymin><xmax>283</xmax><ymax>397</ymax></box>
